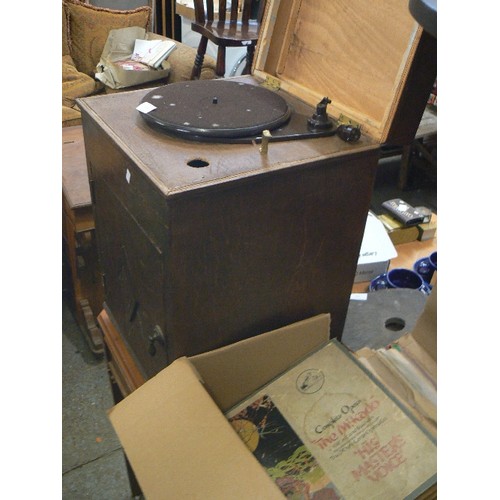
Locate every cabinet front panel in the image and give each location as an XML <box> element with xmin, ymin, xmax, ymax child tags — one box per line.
<box><xmin>165</xmin><ymin>150</ymin><xmax>378</xmax><ymax>359</ymax></box>
<box><xmin>93</xmin><ymin>178</ymin><xmax>168</xmax><ymax>378</ymax></box>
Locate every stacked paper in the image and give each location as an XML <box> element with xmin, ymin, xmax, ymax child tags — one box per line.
<box><xmin>131</xmin><ymin>39</ymin><xmax>177</xmax><ymax>69</ymax></box>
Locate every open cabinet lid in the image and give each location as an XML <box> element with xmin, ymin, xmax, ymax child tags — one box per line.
<box><xmin>254</xmin><ymin>0</ymin><xmax>435</xmax><ymax>143</ymax></box>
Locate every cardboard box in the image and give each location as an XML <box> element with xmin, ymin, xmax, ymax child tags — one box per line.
<box><xmin>109</xmin><ymin>300</ymin><xmax>437</xmax><ymax>499</ymax></box>
<box><xmin>417</xmin><ymin>213</ymin><xmax>438</xmax><ymax>241</ymax></box>
<box><xmin>109</xmin><ymin>314</ymin><xmax>331</xmax><ymax>499</ymax></box>
<box><xmin>225</xmin><ymin>340</ymin><xmax>436</xmax><ymax>498</ymax></box>
<box><xmin>95</xmin><ymin>27</ymin><xmax>171</xmax><ymax>90</ymax></box>
<box><xmin>378</xmin><ymin>213</ymin><xmax>420</xmax><ymax>246</ymax></box>
<box><xmin>354</xmin><ymin>212</ymin><xmax>397</xmax><ymax>283</ymax></box>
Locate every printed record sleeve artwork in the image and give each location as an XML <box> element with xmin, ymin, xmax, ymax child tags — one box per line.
<box><xmin>226</xmin><ymin>341</ymin><xmax>437</xmax><ymax>499</ymax></box>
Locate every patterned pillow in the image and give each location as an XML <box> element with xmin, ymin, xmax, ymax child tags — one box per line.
<box><xmin>63</xmin><ymin>0</ymin><xmax>151</xmax><ymax>77</ymax></box>
<box><xmin>62</xmin><ymin>104</ymin><xmax>83</xmax><ymax>127</ymax></box>
<box><xmin>62</xmin><ymin>54</ymin><xmax>99</xmax><ymax>108</ymax></box>
<box><xmin>62</xmin><ymin>4</ymin><xmax>70</xmax><ymax>56</ymax></box>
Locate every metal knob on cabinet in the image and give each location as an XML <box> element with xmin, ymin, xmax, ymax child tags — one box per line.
<box><xmin>148</xmin><ymin>325</ymin><xmax>166</xmax><ymax>356</ymax></box>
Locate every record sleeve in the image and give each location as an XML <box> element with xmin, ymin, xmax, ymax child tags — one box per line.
<box><xmin>226</xmin><ymin>340</ymin><xmax>437</xmax><ymax>499</ymax></box>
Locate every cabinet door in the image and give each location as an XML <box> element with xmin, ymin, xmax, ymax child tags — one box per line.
<box><xmin>93</xmin><ymin>178</ymin><xmax>169</xmax><ymax>378</ymax></box>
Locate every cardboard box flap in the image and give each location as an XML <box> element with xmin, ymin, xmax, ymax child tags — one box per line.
<box><xmin>189</xmin><ymin>313</ymin><xmax>331</xmax><ymax>412</ymax></box>
<box><xmin>410</xmin><ymin>283</ymin><xmax>437</xmax><ymax>362</ymax></box>
<box><xmin>254</xmin><ymin>0</ymin><xmax>424</xmax><ymax>143</ymax></box>
<box><xmin>354</xmin><ymin>212</ymin><xmax>397</xmax><ymax>283</ymax></box>
<box><xmin>109</xmin><ymin>357</ymin><xmax>283</xmax><ymax>499</ymax></box>
<box><xmin>358</xmin><ymin>212</ymin><xmax>398</xmax><ymax>265</ymax></box>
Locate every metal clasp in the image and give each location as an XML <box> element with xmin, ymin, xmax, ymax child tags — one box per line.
<box><xmin>148</xmin><ymin>325</ymin><xmax>166</xmax><ymax>356</ymax></box>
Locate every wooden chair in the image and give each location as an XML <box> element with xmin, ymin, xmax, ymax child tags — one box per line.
<box><xmin>190</xmin><ymin>0</ymin><xmax>264</xmax><ymax>79</ymax></box>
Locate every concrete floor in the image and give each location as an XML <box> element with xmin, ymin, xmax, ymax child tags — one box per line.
<box><xmin>62</xmin><ymin>298</ymin><xmax>133</xmax><ymax>499</ymax></box>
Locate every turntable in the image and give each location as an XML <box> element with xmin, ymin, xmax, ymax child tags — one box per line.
<box><xmin>78</xmin><ymin>0</ymin><xmax>436</xmax><ymax>379</ymax></box>
<box><xmin>136</xmin><ymin>79</ymin><xmax>359</xmax><ymax>144</ymax></box>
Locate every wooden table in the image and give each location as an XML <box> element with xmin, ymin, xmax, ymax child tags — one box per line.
<box><xmin>98</xmin><ymin>308</ymin><xmax>145</xmax><ymax>399</ymax></box>
<box><xmin>62</xmin><ymin>126</ymin><xmax>104</xmax><ymax>355</ymax></box>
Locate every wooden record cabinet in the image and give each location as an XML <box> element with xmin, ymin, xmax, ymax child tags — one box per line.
<box><xmin>79</xmin><ymin>82</ymin><xmax>378</xmax><ymax>378</ymax></box>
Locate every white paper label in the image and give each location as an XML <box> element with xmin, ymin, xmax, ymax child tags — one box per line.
<box><xmin>136</xmin><ymin>101</ymin><xmax>157</xmax><ymax>114</ymax></box>
<box><xmin>350</xmin><ymin>293</ymin><xmax>368</xmax><ymax>301</ymax></box>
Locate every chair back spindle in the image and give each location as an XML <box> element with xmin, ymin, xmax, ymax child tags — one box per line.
<box><xmin>194</xmin><ymin>0</ymin><xmax>260</xmax><ymax>24</ymax></box>
<box><xmin>191</xmin><ymin>0</ymin><xmax>265</xmax><ymax>79</ymax></box>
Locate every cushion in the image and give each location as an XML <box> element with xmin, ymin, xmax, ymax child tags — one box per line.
<box><xmin>62</xmin><ymin>4</ymin><xmax>70</xmax><ymax>56</ymax></box>
<box><xmin>62</xmin><ymin>54</ymin><xmax>99</xmax><ymax>108</ymax></box>
<box><xmin>62</xmin><ymin>105</ymin><xmax>82</xmax><ymax>127</ymax></box>
<box><xmin>63</xmin><ymin>0</ymin><xmax>151</xmax><ymax>77</ymax></box>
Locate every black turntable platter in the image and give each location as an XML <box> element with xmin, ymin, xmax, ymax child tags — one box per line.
<box><xmin>139</xmin><ymin>80</ymin><xmax>290</xmax><ymax>139</ymax></box>
<box><xmin>138</xmin><ymin>79</ymin><xmax>339</xmax><ymax>144</ymax></box>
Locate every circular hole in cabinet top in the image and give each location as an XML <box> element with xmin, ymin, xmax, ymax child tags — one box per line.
<box><xmin>384</xmin><ymin>317</ymin><xmax>406</xmax><ymax>332</ymax></box>
<box><xmin>187</xmin><ymin>158</ymin><xmax>210</xmax><ymax>168</ymax></box>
